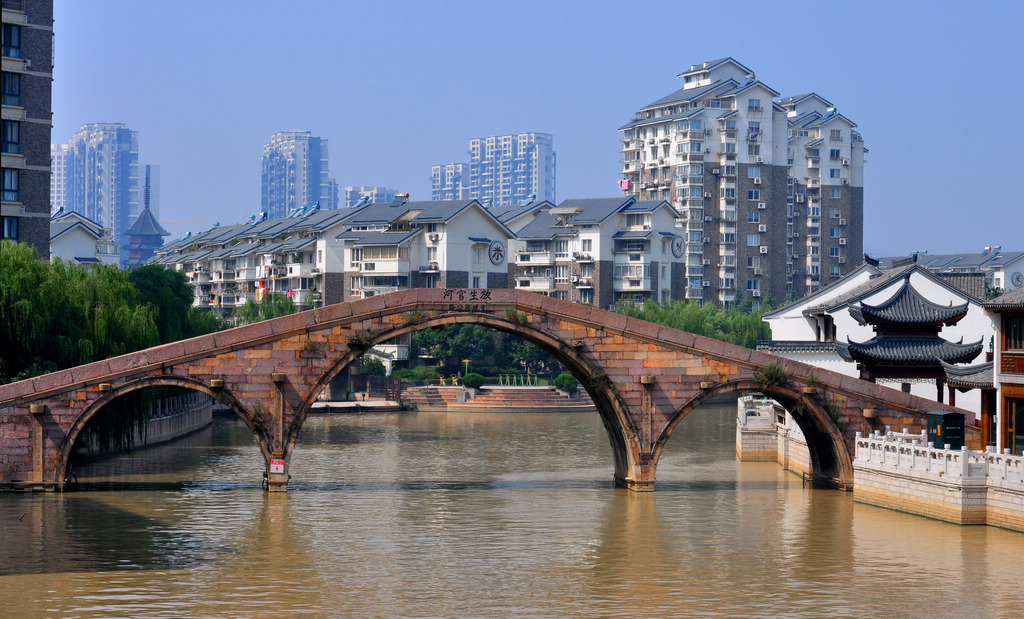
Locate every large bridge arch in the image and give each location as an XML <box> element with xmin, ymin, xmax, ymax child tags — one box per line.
<box><xmin>56</xmin><ymin>375</ymin><xmax>269</xmax><ymax>486</ymax></box>
<box><xmin>657</xmin><ymin>380</ymin><xmax>853</xmax><ymax>487</ymax></box>
<box><xmin>292</xmin><ymin>312</ymin><xmax>637</xmax><ymax>485</ymax></box>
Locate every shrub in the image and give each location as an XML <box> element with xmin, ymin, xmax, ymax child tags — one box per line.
<box><xmin>753</xmin><ymin>360</ymin><xmax>789</xmax><ymax>389</ymax></box>
<box><xmin>553</xmin><ymin>371</ymin><xmax>578</xmax><ymax>393</ymax></box>
<box><xmin>462</xmin><ymin>373</ymin><xmax>486</xmax><ymax>389</ymax></box>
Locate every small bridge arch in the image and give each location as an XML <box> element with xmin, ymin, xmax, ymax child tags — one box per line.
<box><xmin>0</xmin><ymin>289</ymin><xmax>973</xmax><ymax>492</ymax></box>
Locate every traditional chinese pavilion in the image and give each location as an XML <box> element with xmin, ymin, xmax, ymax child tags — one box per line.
<box><xmin>123</xmin><ymin>206</ymin><xmax>170</xmax><ymax>267</ymax></box>
<box><xmin>842</xmin><ymin>277</ymin><xmax>984</xmax><ymax>402</ymax></box>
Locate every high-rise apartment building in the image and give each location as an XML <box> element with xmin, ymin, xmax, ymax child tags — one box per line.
<box><xmin>261</xmin><ymin>131</ymin><xmax>333</xmax><ymax>219</ymax></box>
<box><xmin>50</xmin><ymin>123</ymin><xmax>140</xmax><ymax>264</ymax></box>
<box><xmin>344</xmin><ymin>186</ymin><xmax>399</xmax><ymax>208</ymax></box>
<box><xmin>432</xmin><ymin>132</ymin><xmax>555</xmax><ymax>206</ymax></box>
<box><xmin>618</xmin><ymin>58</ymin><xmax>864</xmax><ymax>307</ymax></box>
<box><xmin>2</xmin><ymin>0</ymin><xmax>53</xmax><ymax>258</ymax></box>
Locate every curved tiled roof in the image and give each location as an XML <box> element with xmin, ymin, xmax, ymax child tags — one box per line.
<box><xmin>850</xmin><ymin>279</ymin><xmax>969</xmax><ymax>326</ymax></box>
<box><xmin>940</xmin><ymin>360</ymin><xmax>994</xmax><ymax>389</ymax></box>
<box><xmin>845</xmin><ymin>336</ymin><xmax>984</xmax><ymax>365</ymax></box>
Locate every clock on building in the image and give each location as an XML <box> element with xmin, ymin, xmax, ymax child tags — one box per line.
<box><xmin>1012</xmin><ymin>271</ymin><xmax>1023</xmax><ymax>287</ymax></box>
<box><xmin>671</xmin><ymin>235</ymin><xmax>684</xmax><ymax>258</ymax></box>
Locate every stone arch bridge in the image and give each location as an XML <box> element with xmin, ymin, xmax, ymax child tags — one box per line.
<box><xmin>0</xmin><ymin>289</ymin><xmax>973</xmax><ymax>492</ymax></box>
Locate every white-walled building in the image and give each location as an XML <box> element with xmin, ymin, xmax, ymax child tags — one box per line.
<box><xmin>760</xmin><ymin>263</ymin><xmax>994</xmax><ymax>414</ymax></box>
<box><xmin>881</xmin><ymin>251</ymin><xmax>1024</xmax><ymax>294</ymax></box>
<box><xmin>49</xmin><ymin>210</ymin><xmax>119</xmax><ymax>267</ymax></box>
<box><xmin>504</xmin><ymin>197</ymin><xmax>684</xmax><ymax>310</ymax></box>
<box><xmin>618</xmin><ymin>58</ymin><xmax>865</xmax><ymax>307</ymax></box>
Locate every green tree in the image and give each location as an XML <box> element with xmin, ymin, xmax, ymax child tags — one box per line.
<box><xmin>617</xmin><ymin>299</ymin><xmax>772</xmax><ymax>349</ymax></box>
<box><xmin>357</xmin><ymin>355</ymin><xmax>386</xmax><ymax>377</ymax></box>
<box><xmin>235</xmin><ymin>292</ymin><xmax>299</xmax><ymax>325</ymax></box>
<box><xmin>129</xmin><ymin>263</ymin><xmax>222</xmax><ymax>342</ymax></box>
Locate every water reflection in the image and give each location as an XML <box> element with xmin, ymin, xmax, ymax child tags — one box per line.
<box><xmin>2</xmin><ymin>404</ymin><xmax>1024</xmax><ymax>616</ymax></box>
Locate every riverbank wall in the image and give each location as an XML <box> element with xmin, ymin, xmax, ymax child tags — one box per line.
<box><xmin>735</xmin><ymin>396</ymin><xmax>812</xmax><ymax>478</ymax></box>
<box><xmin>401</xmin><ymin>385</ymin><xmax>596</xmax><ymax>413</ymax></box>
<box><xmin>853</xmin><ymin>430</ymin><xmax>1024</xmax><ymax>531</ymax></box>
<box><xmin>74</xmin><ymin>393</ymin><xmax>213</xmax><ymax>460</ymax></box>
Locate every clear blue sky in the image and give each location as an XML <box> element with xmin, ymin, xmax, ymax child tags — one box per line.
<box><xmin>53</xmin><ymin>0</ymin><xmax>1023</xmax><ymax>257</ymax></box>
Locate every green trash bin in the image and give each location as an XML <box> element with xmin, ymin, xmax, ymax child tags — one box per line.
<box><xmin>926</xmin><ymin>411</ymin><xmax>964</xmax><ymax>450</ymax></box>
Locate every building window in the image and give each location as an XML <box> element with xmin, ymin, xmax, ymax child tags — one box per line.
<box><xmin>747</xmin><ymin>212</ymin><xmax>760</xmax><ymax>223</ymax></box>
<box><xmin>830</xmin><ymin>266</ymin><xmax>841</xmax><ymax>276</ymax></box>
<box><xmin>723</xmin><ymin>141</ymin><xmax>737</xmax><ymax>153</ymax></box>
<box><xmin>581</xmin><ymin>239</ymin><xmax>592</xmax><ymax>252</ymax></box>
<box><xmin>747</xmin><ymin>279</ymin><xmax>760</xmax><ymax>291</ymax></box>
<box><xmin>748</xmin><ymin>144</ymin><xmax>761</xmax><ymax>157</ymax></box>
<box><xmin>748</xmin><ymin>99</ymin><xmax>761</xmax><ymax>111</ymax></box>
<box><xmin>830</xmin><ymin>149</ymin><xmax>841</xmax><ymax>160</ymax></box>
<box><xmin>554</xmin><ymin>240</ymin><xmax>569</xmax><ymax>257</ymax></box>
<box><xmin>580</xmin><ymin>289</ymin><xmax>594</xmax><ymax>305</ymax></box>
<box><xmin>829</xmin><ymin>228</ymin><xmax>840</xmax><ymax>239</ymax></box>
<box><xmin>426</xmin><ymin>223</ymin><xmax>438</xmax><ymax>233</ymax></box>
<box><xmin>747</xmin><ymin>166</ymin><xmax>760</xmax><ymax>179</ymax></box>
<box><xmin>625</xmin><ymin>214</ymin><xmax>648</xmax><ymax>228</ymax></box>
<box><xmin>555</xmin><ymin>265</ymin><xmax>569</xmax><ymax>283</ymax></box>
<box><xmin>426</xmin><ymin>247</ymin><xmax>437</xmax><ymax>262</ymax></box>
<box><xmin>1</xmin><ymin>216</ymin><xmax>17</xmax><ymax>240</ymax></box>
<box><xmin>1</xmin><ymin>72</ymin><xmax>19</xmax><ymax>106</ymax></box>
<box><xmin>747</xmin><ymin>234</ymin><xmax>760</xmax><ymax>246</ymax></box>
<box><xmin>581</xmin><ymin>263</ymin><xmax>593</xmax><ymax>278</ymax></box>
<box><xmin>830</xmin><ymin>187</ymin><xmax>842</xmax><ymax>199</ymax></box>
<box><xmin>1</xmin><ymin>120</ymin><xmax>18</xmax><ymax>154</ymax></box>
<box><xmin>472</xmin><ymin>276</ymin><xmax>480</xmax><ymax>288</ymax></box>
<box><xmin>829</xmin><ymin>168</ymin><xmax>842</xmax><ymax>179</ymax></box>
<box><xmin>1006</xmin><ymin>317</ymin><xmax>1024</xmax><ymax>351</ymax></box>
<box><xmin>830</xmin><ymin>247</ymin><xmax>840</xmax><ymax>257</ymax></box>
<box><xmin>747</xmin><ymin>189</ymin><xmax>760</xmax><ymax>201</ymax></box>
<box><xmin>2</xmin><ymin>168</ymin><xmax>18</xmax><ymax>202</ymax></box>
<box><xmin>830</xmin><ymin>129</ymin><xmax>842</xmax><ymax>141</ymax></box>
<box><xmin>2</xmin><ymin>24</ymin><xmax>22</xmax><ymax>58</ymax></box>
<box><xmin>424</xmin><ymin>275</ymin><xmax>437</xmax><ymax>289</ymax></box>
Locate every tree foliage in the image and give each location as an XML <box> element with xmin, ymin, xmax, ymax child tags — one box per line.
<box><xmin>235</xmin><ymin>292</ymin><xmax>301</xmax><ymax>325</ymax></box>
<box><xmin>617</xmin><ymin>299</ymin><xmax>772</xmax><ymax>349</ymax></box>
<box><xmin>411</xmin><ymin>324</ymin><xmax>555</xmax><ymax>374</ymax></box>
<box><xmin>356</xmin><ymin>355</ymin><xmax>386</xmax><ymax>377</ymax></box>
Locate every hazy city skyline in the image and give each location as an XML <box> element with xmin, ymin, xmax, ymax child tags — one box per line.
<box><xmin>52</xmin><ymin>0</ymin><xmax>1023</xmax><ymax>256</ymax></box>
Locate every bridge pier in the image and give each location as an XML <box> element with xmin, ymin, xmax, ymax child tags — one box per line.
<box><xmin>266</xmin><ymin>373</ymin><xmax>290</xmax><ymax>492</ymax></box>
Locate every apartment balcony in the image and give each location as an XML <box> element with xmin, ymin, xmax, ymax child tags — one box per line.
<box><xmin>685</xmin><ymin>288</ymin><xmax>704</xmax><ymax>299</ymax></box>
<box><xmin>188</xmin><ymin>271</ymin><xmax>211</xmax><ymax>285</ymax></box>
<box><xmin>419</xmin><ymin>261</ymin><xmax>440</xmax><ymax>273</ymax></box>
<box><xmin>807</xmin><ymin>157</ymin><xmax>820</xmax><ymax>168</ymax></box>
<box><xmin>515</xmin><ymin>276</ymin><xmax>554</xmax><ymax>292</ymax></box>
<box><xmin>211</xmin><ymin>271</ymin><xmax>235</xmax><ymax>283</ymax></box>
<box><xmin>686</xmin><ymin>242</ymin><xmax>705</xmax><ymax>254</ymax></box>
<box><xmin>235</xmin><ymin>266</ymin><xmax>259</xmax><ymax>281</ymax></box>
<box><xmin>572</xmin><ymin>252</ymin><xmax>594</xmax><ymax>263</ymax></box>
<box><xmin>614</xmin><ymin>277</ymin><xmax>652</xmax><ymax>292</ymax></box>
<box><xmin>1002</xmin><ymin>352</ymin><xmax>1024</xmax><ymax>375</ymax></box>
<box><xmin>686</xmin><ymin>221</ymin><xmax>704</xmax><ymax>233</ymax></box>
<box><xmin>516</xmin><ymin>250</ymin><xmax>553</xmax><ymax>265</ymax></box>
<box><xmin>685</xmin><ymin>266</ymin><xmax>704</xmax><ymax>278</ymax></box>
<box><xmin>806</xmin><ymin>178</ymin><xmax>820</xmax><ymax>188</ymax></box>
<box><xmin>358</xmin><ymin>259</ymin><xmax>410</xmax><ymax>275</ymax></box>
<box><xmin>361</xmin><ymin>285</ymin><xmax>402</xmax><ymax>297</ymax></box>
<box><xmin>286</xmin><ymin>262</ymin><xmax>318</xmax><ymax>278</ymax></box>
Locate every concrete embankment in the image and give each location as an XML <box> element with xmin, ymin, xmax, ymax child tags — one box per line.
<box><xmin>401</xmin><ymin>385</ymin><xmax>595</xmax><ymax>413</ymax></box>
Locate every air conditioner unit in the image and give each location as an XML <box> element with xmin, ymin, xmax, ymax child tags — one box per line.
<box><xmin>759</xmin><ymin>246</ymin><xmax>768</xmax><ymax>254</ymax></box>
<box><xmin>570</xmin><ymin>275</ymin><xmax>579</xmax><ymax>283</ymax></box>
<box><xmin>839</xmin><ymin>238</ymin><xmax>847</xmax><ymax>245</ymax></box>
<box><xmin>753</xmin><ymin>268</ymin><xmax>763</xmax><ymax>275</ymax></box>
<box><xmin>839</xmin><ymin>218</ymin><xmax>846</xmax><ymax>226</ymax></box>
<box><xmin>793</xmin><ymin>211</ymin><xmax>800</xmax><ymax>217</ymax></box>
<box><xmin>713</xmin><ymin>168</ymin><xmax>721</xmax><ymax>174</ymax></box>
<box><xmin>758</xmin><ymin>202</ymin><xmax>766</xmax><ymax>210</ymax></box>
<box><xmin>703</xmin><ymin>237</ymin><xmax>711</xmax><ymax>243</ymax></box>
<box><xmin>758</xmin><ymin>225</ymin><xmax>767</xmax><ymax>233</ymax></box>
<box><xmin>756</xmin><ymin>156</ymin><xmax>764</xmax><ymax>163</ymax></box>
<box><xmin>793</xmin><ymin>232</ymin><xmax>800</xmax><ymax>237</ymax></box>
<box><xmin>838</xmin><ymin>257</ymin><xmax>846</xmax><ymax>264</ymax></box>
<box><xmin>841</xmin><ymin>179</ymin><xmax>849</xmax><ymax>185</ymax></box>
<box><xmin>796</xmin><ymin>195</ymin><xmax>805</xmax><ymax>203</ymax></box>
<box><xmin>428</xmin><ymin>261</ymin><xmax>439</xmax><ymax>269</ymax></box>
<box><xmin>429</xmin><ymin>233</ymin><xmax>440</xmax><ymax>241</ymax></box>
<box><xmin>753</xmin><ymin>177</ymin><xmax>762</xmax><ymax>185</ymax></box>
<box><xmin>703</xmin><ymin>259</ymin><xmax>712</xmax><ymax>265</ymax></box>
<box><xmin>703</xmin><ymin>281</ymin><xmax>711</xmax><ymax>287</ymax></box>
<box><xmin>752</xmin><ymin>290</ymin><xmax>761</xmax><ymax>297</ymax></box>
<box><xmin>705</xmin><ymin>129</ymin><xmax>713</xmax><ymax>136</ymax></box>
<box><xmin>842</xmin><ymin>158</ymin><xmax>850</xmax><ymax>166</ymax></box>
<box><xmin>704</xmin><ymin>216</ymin><xmax>713</xmax><ymax>222</ymax></box>
<box><xmin>704</xmin><ymin>192</ymin><xmax>712</xmax><ymax>198</ymax></box>
<box><xmin>704</xmin><ymin>147</ymin><xmax>711</xmax><ymax>153</ymax></box>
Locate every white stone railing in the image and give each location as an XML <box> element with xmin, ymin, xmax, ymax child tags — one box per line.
<box><xmin>855</xmin><ymin>429</ymin><xmax>1024</xmax><ymax>487</ymax></box>
<box><xmin>737</xmin><ymin>395</ymin><xmax>775</xmax><ymax>428</ymax></box>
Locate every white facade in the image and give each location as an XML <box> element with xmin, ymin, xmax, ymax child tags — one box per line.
<box><xmin>761</xmin><ymin>264</ymin><xmax>994</xmax><ymax>413</ymax></box>
<box><xmin>49</xmin><ymin>211</ymin><xmax>119</xmax><ymax>267</ymax></box>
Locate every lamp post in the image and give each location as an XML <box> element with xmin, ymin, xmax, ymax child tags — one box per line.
<box><xmin>462</xmin><ymin>359</ymin><xmax>471</xmax><ymax>377</ymax></box>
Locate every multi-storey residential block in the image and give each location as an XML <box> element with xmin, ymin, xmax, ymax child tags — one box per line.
<box><xmin>619</xmin><ymin>58</ymin><xmax>865</xmax><ymax>307</ymax></box>
<box><xmin>50</xmin><ymin>123</ymin><xmax>141</xmax><ymax>264</ymax></box>
<box><xmin>261</xmin><ymin>131</ymin><xmax>333</xmax><ymax>219</ymax></box>
<box><xmin>432</xmin><ymin>133</ymin><xmax>555</xmax><ymax>206</ymax></box>
<box><xmin>2</xmin><ymin>0</ymin><xmax>53</xmax><ymax>257</ymax></box>
<box><xmin>504</xmin><ymin>197</ymin><xmax>684</xmax><ymax>310</ymax></box>
<box><xmin>344</xmin><ymin>185</ymin><xmax>399</xmax><ymax>208</ymax></box>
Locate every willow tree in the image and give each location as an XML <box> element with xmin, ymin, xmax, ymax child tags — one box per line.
<box><xmin>617</xmin><ymin>299</ymin><xmax>772</xmax><ymax>349</ymax></box>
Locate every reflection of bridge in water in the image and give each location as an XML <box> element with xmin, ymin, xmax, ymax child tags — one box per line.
<box><xmin>0</xmin><ymin>289</ymin><xmax>974</xmax><ymax>492</ymax></box>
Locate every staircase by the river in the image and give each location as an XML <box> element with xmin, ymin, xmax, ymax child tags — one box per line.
<box><xmin>402</xmin><ymin>385</ymin><xmax>594</xmax><ymax>413</ymax></box>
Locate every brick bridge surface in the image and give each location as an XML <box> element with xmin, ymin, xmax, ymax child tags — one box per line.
<box><xmin>0</xmin><ymin>288</ymin><xmax>974</xmax><ymax>491</ymax></box>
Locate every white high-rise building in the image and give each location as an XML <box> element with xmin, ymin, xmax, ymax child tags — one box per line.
<box><xmin>50</xmin><ymin>123</ymin><xmax>140</xmax><ymax>263</ymax></box>
<box><xmin>618</xmin><ymin>58</ymin><xmax>864</xmax><ymax>307</ymax></box>
<box><xmin>261</xmin><ymin>131</ymin><xmax>333</xmax><ymax>219</ymax></box>
<box><xmin>432</xmin><ymin>132</ymin><xmax>555</xmax><ymax>206</ymax></box>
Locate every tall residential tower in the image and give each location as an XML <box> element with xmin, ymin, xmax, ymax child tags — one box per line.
<box><xmin>261</xmin><ymin>131</ymin><xmax>334</xmax><ymax>218</ymax></box>
<box><xmin>618</xmin><ymin>58</ymin><xmax>864</xmax><ymax>307</ymax></box>
<box><xmin>432</xmin><ymin>132</ymin><xmax>555</xmax><ymax>206</ymax></box>
<box><xmin>2</xmin><ymin>0</ymin><xmax>53</xmax><ymax>257</ymax></box>
<box><xmin>50</xmin><ymin>123</ymin><xmax>141</xmax><ymax>263</ymax></box>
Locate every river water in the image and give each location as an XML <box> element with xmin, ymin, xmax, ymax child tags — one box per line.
<box><xmin>2</xmin><ymin>403</ymin><xmax>1024</xmax><ymax>617</ymax></box>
